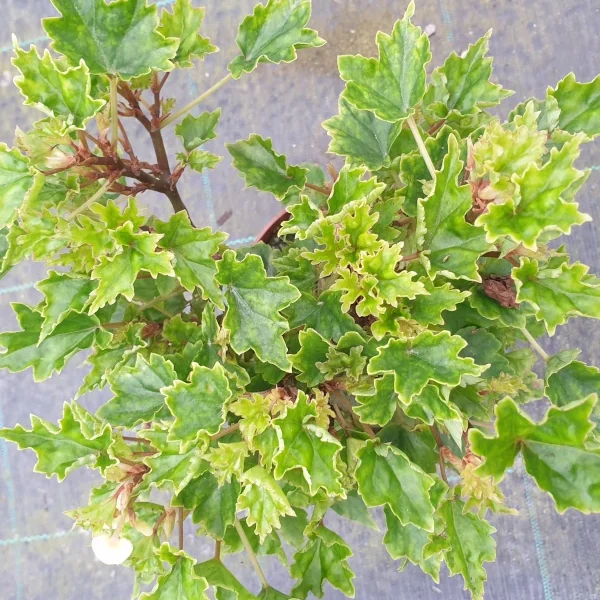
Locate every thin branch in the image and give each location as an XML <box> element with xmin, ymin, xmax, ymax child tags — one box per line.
<box><xmin>178</xmin><ymin>507</ymin><xmax>184</xmax><ymax>550</ymax></box>
<box><xmin>214</xmin><ymin>540</ymin><xmax>221</xmax><ymax>561</ymax></box>
<box><xmin>210</xmin><ymin>423</ymin><xmax>240</xmax><ymax>442</ymax></box>
<box><xmin>430</xmin><ymin>425</ymin><xmax>448</xmax><ymax>484</ymax></box>
<box><xmin>406</xmin><ymin>116</ymin><xmax>436</xmax><ymax>180</ymax></box>
<box><xmin>135</xmin><ymin>287</ymin><xmax>184</xmax><ymax>313</ymax></box>
<box><xmin>110</xmin><ymin>77</ymin><xmax>119</xmax><ymax>149</ymax></box>
<box><xmin>234</xmin><ymin>519</ymin><xmax>269</xmax><ymax>589</ymax></box>
<box><xmin>160</xmin><ymin>73</ymin><xmax>233</xmax><ymax>128</ymax></box>
<box><xmin>520</xmin><ymin>327</ymin><xmax>550</xmax><ymax>362</ymax></box>
<box><xmin>305</xmin><ymin>182</ymin><xmax>331</xmax><ymax>196</ymax></box>
<box><xmin>122</xmin><ymin>435</ymin><xmax>152</xmax><ymax>445</ymax></box>
<box><xmin>332</xmin><ymin>403</ymin><xmax>350</xmax><ymax>432</ymax></box>
<box><xmin>333</xmin><ymin>392</ymin><xmax>376</xmax><ymax>439</ymax></box>
<box><xmin>67</xmin><ymin>176</ymin><xmax>115</xmax><ymax>220</ymax></box>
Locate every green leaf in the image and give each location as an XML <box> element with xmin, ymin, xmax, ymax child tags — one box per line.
<box><xmin>208</xmin><ymin>442</ymin><xmax>248</xmax><ymax>486</ymax></box>
<box><xmin>273</xmin><ymin>391</ymin><xmax>344</xmax><ymax>496</ymax></box>
<box><xmin>418</xmin><ymin>135</ymin><xmax>489</xmax><ymax>281</ymax></box>
<box><xmin>155</xmin><ymin>211</ymin><xmax>227</xmax><ymax>306</ymax></box>
<box><xmin>216</xmin><ymin>250</ymin><xmax>300</xmax><ymax>371</ymax></box>
<box><xmin>174</xmin><ymin>471</ymin><xmax>239</xmax><ymax>539</ymax></box>
<box><xmin>379</xmin><ymin>425</ymin><xmax>439</xmax><ymax>474</ymax></box>
<box><xmin>0</xmin><ymin>303</ymin><xmax>109</xmax><ymax>382</ymax></box>
<box><xmin>227</xmin><ymin>135</ymin><xmax>307</xmax><ymax>199</ymax></box>
<box><xmin>278</xmin><ymin>196</ymin><xmax>321</xmax><ymax>240</ymax></box>
<box><xmin>44</xmin><ymin>0</ymin><xmax>178</xmax><ymax>79</ymax></box>
<box><xmin>141</xmin><ymin>544</ymin><xmax>208</xmax><ymax>600</ymax></box>
<box><xmin>164</xmin><ymin>362</ymin><xmax>232</xmax><ymax>446</ymax></box>
<box><xmin>513</xmin><ymin>259</ymin><xmax>600</xmax><ymax>335</ymax></box>
<box><xmin>175</xmin><ymin>109</ymin><xmax>221</xmax><ymax>152</ymax></box>
<box><xmin>424</xmin><ymin>31</ymin><xmax>512</xmax><ymax>117</ymax></box>
<box><xmin>404</xmin><ymin>384</ymin><xmax>462</xmax><ymax>429</ymax></box>
<box><xmin>331</xmin><ymin>489</ymin><xmax>379</xmax><ymax>531</ymax></box>
<box><xmin>228</xmin><ymin>0</ymin><xmax>325</xmax><ymax>79</ymax></box>
<box><xmin>195</xmin><ymin>560</ymin><xmax>257</xmax><ymax>600</ymax></box>
<box><xmin>548</xmin><ymin>73</ymin><xmax>600</xmax><ymax>137</ymax></box>
<box><xmin>89</xmin><ymin>223</ymin><xmax>175</xmax><ymax>314</ymax></box>
<box><xmin>407</xmin><ymin>278</ymin><xmax>470</xmax><ymax>326</ymax></box>
<box><xmin>237</xmin><ymin>465</ymin><xmax>296</xmax><ymax>543</ymax></box>
<box><xmin>290</xmin><ymin>525</ymin><xmax>355</xmax><ymax>599</ymax></box>
<box><xmin>356</xmin><ymin>440</ymin><xmax>435</xmax><ymax>531</ymax></box>
<box><xmin>13</xmin><ymin>44</ymin><xmax>105</xmax><ymax>128</ymax></box>
<box><xmin>36</xmin><ymin>271</ymin><xmax>98</xmax><ymax>341</ymax></box>
<box><xmin>0</xmin><ymin>144</ymin><xmax>35</xmax><ymax>227</ymax></box>
<box><xmin>272</xmin><ymin>249</ymin><xmax>318</xmax><ymax>294</ymax></box>
<box><xmin>509</xmin><ymin>95</ymin><xmax>560</xmax><ymax>132</ymax></box>
<box><xmin>354</xmin><ymin>374</ymin><xmax>397</xmax><ymax>427</ymax></box>
<box><xmin>323</xmin><ymin>97</ymin><xmax>403</xmax><ymax>170</ymax></box>
<box><xmin>368</xmin><ymin>330</ymin><xmax>484</xmax><ymax>404</ymax></box>
<box><xmin>439</xmin><ymin>499</ymin><xmax>496</xmax><ymax>599</ymax></box>
<box><xmin>158</xmin><ymin>0</ymin><xmax>217</xmax><ymax>68</ymax></box>
<box><xmin>258</xmin><ymin>588</ymin><xmax>293</xmax><ymax>600</ymax></box>
<box><xmin>468</xmin><ymin>284</ymin><xmax>527</xmax><ymax>328</ymax></box>
<box><xmin>546</xmin><ymin>359</ymin><xmax>600</xmax><ymax>407</ymax></box>
<box><xmin>338</xmin><ymin>1</ymin><xmax>431</xmax><ymax>122</ymax></box>
<box><xmin>326</xmin><ymin>164</ymin><xmax>385</xmax><ymax>215</ymax></box>
<box><xmin>0</xmin><ymin>402</ymin><xmax>111</xmax><ymax>481</ymax></box>
<box><xmin>229</xmin><ymin>393</ymin><xmax>272</xmax><ymax>446</ymax></box>
<box><xmin>289</xmin><ymin>328</ymin><xmax>331</xmax><ymax>387</ymax></box>
<box><xmin>183</xmin><ymin>150</ymin><xmax>222</xmax><ymax>173</ymax></box>
<box><xmin>99</xmin><ymin>354</ymin><xmax>176</xmax><ymax>427</ymax></box>
<box><xmin>475</xmin><ymin>135</ymin><xmax>590</xmax><ymax>250</ymax></box>
<box><xmin>471</xmin><ymin>396</ymin><xmax>600</xmax><ymax>513</ymax></box>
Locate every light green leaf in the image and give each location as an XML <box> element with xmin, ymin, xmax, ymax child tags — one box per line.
<box><xmin>237</xmin><ymin>465</ymin><xmax>296</xmax><ymax>543</ymax></box>
<box><xmin>326</xmin><ymin>164</ymin><xmax>385</xmax><ymax>215</ymax></box>
<box><xmin>272</xmin><ymin>248</ymin><xmax>318</xmax><ymax>294</ymax></box>
<box><xmin>439</xmin><ymin>499</ymin><xmax>496</xmax><ymax>599</ymax></box>
<box><xmin>407</xmin><ymin>278</ymin><xmax>470</xmax><ymax>326</ymax></box>
<box><xmin>354</xmin><ymin>374</ymin><xmax>397</xmax><ymax>427</ymax></box>
<box><xmin>513</xmin><ymin>259</ymin><xmax>600</xmax><ymax>335</ymax></box>
<box><xmin>141</xmin><ymin>544</ymin><xmax>209</xmax><ymax>600</ymax></box>
<box><xmin>0</xmin><ymin>402</ymin><xmax>111</xmax><ymax>481</ymax></box>
<box><xmin>164</xmin><ymin>362</ymin><xmax>232</xmax><ymax>446</ymax></box>
<box><xmin>158</xmin><ymin>0</ymin><xmax>217</xmax><ymax>68</ymax></box>
<box><xmin>289</xmin><ymin>328</ymin><xmax>331</xmax><ymax>387</ymax></box>
<box><xmin>227</xmin><ymin>135</ymin><xmax>307</xmax><ymax>199</ymax></box>
<box><xmin>0</xmin><ymin>144</ymin><xmax>35</xmax><ymax>227</ymax></box>
<box><xmin>338</xmin><ymin>1</ymin><xmax>431</xmax><ymax>122</ymax></box>
<box><xmin>89</xmin><ymin>223</ymin><xmax>175</xmax><ymax>314</ymax></box>
<box><xmin>36</xmin><ymin>271</ymin><xmax>98</xmax><ymax>340</ymax></box>
<box><xmin>182</xmin><ymin>150</ymin><xmax>222</xmax><ymax>173</ymax></box>
<box><xmin>216</xmin><ymin>250</ymin><xmax>300</xmax><ymax>371</ymax></box>
<box><xmin>323</xmin><ymin>97</ymin><xmax>403</xmax><ymax>170</ymax></box>
<box><xmin>290</xmin><ymin>525</ymin><xmax>355</xmax><ymax>600</ymax></box>
<box><xmin>195</xmin><ymin>560</ymin><xmax>257</xmax><ymax>600</ymax></box>
<box><xmin>44</xmin><ymin>0</ymin><xmax>178</xmax><ymax>79</ymax></box>
<box><xmin>229</xmin><ymin>393</ymin><xmax>272</xmax><ymax>446</ymax></box>
<box><xmin>331</xmin><ymin>489</ymin><xmax>379</xmax><ymax>531</ymax></box>
<box><xmin>175</xmin><ymin>109</ymin><xmax>221</xmax><ymax>152</ymax></box>
<box><xmin>356</xmin><ymin>440</ymin><xmax>435</xmax><ymax>531</ymax></box>
<box><xmin>0</xmin><ymin>303</ymin><xmax>109</xmax><ymax>382</ymax></box>
<box><xmin>99</xmin><ymin>354</ymin><xmax>176</xmax><ymax>427</ymax></box>
<box><xmin>368</xmin><ymin>330</ymin><xmax>484</xmax><ymax>404</ymax></box>
<box><xmin>13</xmin><ymin>44</ymin><xmax>105</xmax><ymax>128</ymax></box>
<box><xmin>471</xmin><ymin>396</ymin><xmax>600</xmax><ymax>513</ymax></box>
<box><xmin>279</xmin><ymin>196</ymin><xmax>321</xmax><ymax>240</ymax></box>
<box><xmin>208</xmin><ymin>442</ymin><xmax>248</xmax><ymax>486</ymax></box>
<box><xmin>546</xmin><ymin>359</ymin><xmax>600</xmax><ymax>407</ymax></box>
<box><xmin>418</xmin><ymin>135</ymin><xmax>489</xmax><ymax>281</ymax></box>
<box><xmin>548</xmin><ymin>73</ymin><xmax>600</xmax><ymax>137</ymax></box>
<box><xmin>404</xmin><ymin>384</ymin><xmax>462</xmax><ymax>427</ymax></box>
<box><xmin>228</xmin><ymin>0</ymin><xmax>325</xmax><ymax>79</ymax></box>
<box><xmin>155</xmin><ymin>211</ymin><xmax>227</xmax><ymax>306</ymax></box>
<box><xmin>273</xmin><ymin>391</ymin><xmax>344</xmax><ymax>496</ymax></box>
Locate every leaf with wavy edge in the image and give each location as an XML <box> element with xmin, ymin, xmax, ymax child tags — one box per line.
<box><xmin>0</xmin><ymin>144</ymin><xmax>35</xmax><ymax>228</ymax></box>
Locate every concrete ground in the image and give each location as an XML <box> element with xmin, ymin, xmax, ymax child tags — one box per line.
<box><xmin>0</xmin><ymin>0</ymin><xmax>599</xmax><ymax>598</ymax></box>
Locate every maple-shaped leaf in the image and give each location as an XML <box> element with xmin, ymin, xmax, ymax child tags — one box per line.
<box><xmin>513</xmin><ymin>259</ymin><xmax>600</xmax><ymax>335</ymax></box>
<box><xmin>216</xmin><ymin>250</ymin><xmax>300</xmax><ymax>371</ymax></box>
<box><xmin>471</xmin><ymin>396</ymin><xmax>600</xmax><ymax>513</ymax></box>
<box><xmin>273</xmin><ymin>391</ymin><xmax>344</xmax><ymax>496</ymax></box>
<box><xmin>338</xmin><ymin>1</ymin><xmax>431</xmax><ymax>122</ymax></box>
<box><xmin>175</xmin><ymin>109</ymin><xmax>221</xmax><ymax>152</ymax></box>
<box><xmin>418</xmin><ymin>135</ymin><xmax>489</xmax><ymax>281</ymax></box>
<box><xmin>290</xmin><ymin>525</ymin><xmax>355</xmax><ymax>599</ymax></box>
<box><xmin>227</xmin><ymin>135</ymin><xmax>308</xmax><ymax>199</ymax></box>
<box><xmin>548</xmin><ymin>73</ymin><xmax>600</xmax><ymax>137</ymax></box>
<box><xmin>237</xmin><ymin>465</ymin><xmax>296</xmax><ymax>543</ymax></box>
<box><xmin>0</xmin><ymin>303</ymin><xmax>109</xmax><ymax>381</ymax></box>
<box><xmin>98</xmin><ymin>353</ymin><xmax>176</xmax><ymax>427</ymax></box>
<box><xmin>141</xmin><ymin>544</ymin><xmax>209</xmax><ymax>600</ymax></box>
<box><xmin>423</xmin><ymin>31</ymin><xmax>512</xmax><ymax>118</ymax></box>
<box><xmin>36</xmin><ymin>271</ymin><xmax>98</xmax><ymax>341</ymax></box>
<box><xmin>164</xmin><ymin>362</ymin><xmax>232</xmax><ymax>447</ymax></box>
<box><xmin>174</xmin><ymin>470</ymin><xmax>239</xmax><ymax>539</ymax></box>
<box><xmin>285</xmin><ymin>291</ymin><xmax>363</xmax><ymax>342</ymax></box>
<box><xmin>335</xmin><ymin>200</ymin><xmax>383</xmax><ymax>268</ymax></box>
<box><xmin>509</xmin><ymin>95</ymin><xmax>561</xmax><ymax>133</ymax></box>
<box><xmin>0</xmin><ymin>402</ymin><xmax>111</xmax><ymax>481</ymax></box>
<box><xmin>272</xmin><ymin>249</ymin><xmax>319</xmax><ymax>294</ymax></box>
<box><xmin>182</xmin><ymin>149</ymin><xmax>222</xmax><ymax>173</ymax></box>
<box><xmin>356</xmin><ymin>440</ymin><xmax>435</xmax><ymax>531</ymax></box>
<box><xmin>158</xmin><ymin>0</ymin><xmax>217</xmax><ymax>68</ymax></box>
<box><xmin>278</xmin><ymin>196</ymin><xmax>321</xmax><ymax>240</ymax></box>
<box><xmin>326</xmin><ymin>164</ymin><xmax>385</xmax><ymax>215</ymax></box>
<box><xmin>207</xmin><ymin>442</ymin><xmax>248</xmax><ymax>487</ymax></box>
<box><xmin>383</xmin><ymin>506</ymin><xmax>441</xmax><ymax>581</ymax></box>
<box><xmin>89</xmin><ymin>223</ymin><xmax>175</xmax><ymax>314</ymax></box>
<box><xmin>323</xmin><ymin>97</ymin><xmax>403</xmax><ymax>170</ymax></box>
<box><xmin>195</xmin><ymin>560</ymin><xmax>257</xmax><ymax>600</ymax></box>
<box><xmin>438</xmin><ymin>499</ymin><xmax>496</xmax><ymax>599</ymax></box>
<box><xmin>546</xmin><ymin>357</ymin><xmax>600</xmax><ymax>407</ymax></box>
<box><xmin>0</xmin><ymin>144</ymin><xmax>35</xmax><ymax>228</ymax></box>
<box><xmin>44</xmin><ymin>0</ymin><xmax>178</xmax><ymax>79</ymax></box>
<box><xmin>407</xmin><ymin>278</ymin><xmax>470</xmax><ymax>326</ymax></box>
<box><xmin>154</xmin><ymin>211</ymin><xmax>227</xmax><ymax>307</ymax></box>
<box><xmin>229</xmin><ymin>393</ymin><xmax>272</xmax><ymax>446</ymax></box>
<box><xmin>368</xmin><ymin>330</ymin><xmax>484</xmax><ymax>404</ymax></box>
<box><xmin>289</xmin><ymin>328</ymin><xmax>331</xmax><ymax>386</ymax></box>
<box><xmin>404</xmin><ymin>384</ymin><xmax>462</xmax><ymax>429</ymax></box>
<box><xmin>228</xmin><ymin>0</ymin><xmax>325</xmax><ymax>79</ymax></box>
<box><xmin>354</xmin><ymin>374</ymin><xmax>397</xmax><ymax>427</ymax></box>
<box><xmin>13</xmin><ymin>44</ymin><xmax>105</xmax><ymax>128</ymax></box>
<box><xmin>475</xmin><ymin>135</ymin><xmax>590</xmax><ymax>250</ymax></box>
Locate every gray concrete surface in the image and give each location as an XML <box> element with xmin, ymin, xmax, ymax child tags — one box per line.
<box><xmin>0</xmin><ymin>0</ymin><xmax>599</xmax><ymax>599</ymax></box>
